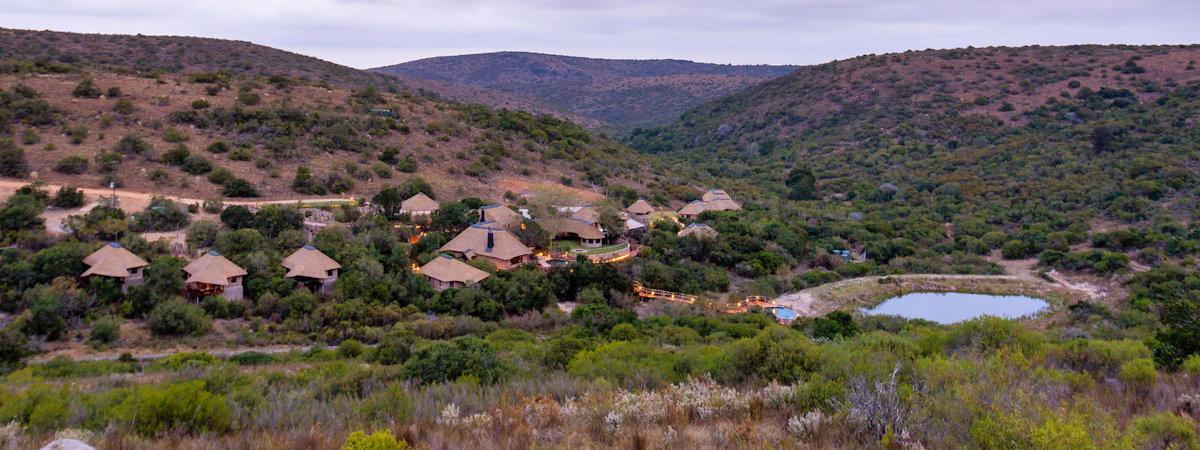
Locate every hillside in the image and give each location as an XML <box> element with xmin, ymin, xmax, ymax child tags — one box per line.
<box><xmin>0</xmin><ymin>28</ymin><xmax>582</xmax><ymax>122</ymax></box>
<box><xmin>373</xmin><ymin>52</ymin><xmax>796</xmax><ymax>129</ymax></box>
<box><xmin>0</xmin><ymin>65</ymin><xmax>651</xmax><ymax>201</ymax></box>
<box><xmin>630</xmin><ymin>44</ymin><xmax>1200</xmax><ymax>207</ymax></box>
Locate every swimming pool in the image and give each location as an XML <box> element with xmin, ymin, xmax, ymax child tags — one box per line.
<box><xmin>766</xmin><ymin>306</ymin><xmax>799</xmax><ymax>321</ymax></box>
<box><xmin>862</xmin><ymin>292</ymin><xmax>1049</xmax><ymax>324</ymax></box>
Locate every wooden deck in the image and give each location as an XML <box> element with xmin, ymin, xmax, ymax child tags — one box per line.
<box><xmin>632</xmin><ymin>282</ymin><xmax>697</xmax><ymax>304</ymax></box>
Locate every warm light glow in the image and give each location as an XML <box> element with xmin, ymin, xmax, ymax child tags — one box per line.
<box><xmin>410</xmin><ymin>263</ymin><xmax>420</xmax><ymax>272</ymax></box>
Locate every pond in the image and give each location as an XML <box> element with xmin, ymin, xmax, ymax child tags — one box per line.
<box><xmin>862</xmin><ymin>292</ymin><xmax>1049</xmax><ymax>324</ymax></box>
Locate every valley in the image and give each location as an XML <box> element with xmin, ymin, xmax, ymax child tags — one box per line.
<box><xmin>1</xmin><ymin>27</ymin><xmax>1199</xmax><ymax>450</ymax></box>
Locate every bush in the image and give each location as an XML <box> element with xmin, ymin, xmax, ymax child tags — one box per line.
<box><xmin>338</xmin><ymin>339</ymin><xmax>367</xmax><ymax>358</ymax></box>
<box><xmin>1181</xmin><ymin>354</ymin><xmax>1200</xmax><ymax>375</ymax></box>
<box><xmin>0</xmin><ymin>328</ymin><xmax>30</xmax><ymax>373</ymax></box>
<box><xmin>89</xmin><ymin>316</ymin><xmax>121</xmax><ymax>346</ymax></box>
<box><xmin>222</xmin><ymin>178</ymin><xmax>260</xmax><ymax>197</ymax></box>
<box><xmin>400</xmin><ymin>336</ymin><xmax>504</xmax><ymax>384</ymax></box>
<box><xmin>130</xmin><ymin>196</ymin><xmax>190</xmax><ymax>232</ymax></box>
<box><xmin>1120</xmin><ymin>358</ymin><xmax>1157</xmax><ymax>390</ymax></box>
<box><xmin>219</xmin><ymin>205</ymin><xmax>254</xmax><ymax>229</ymax></box>
<box><xmin>115</xmin><ymin>380</ymin><xmax>231</xmax><ymax>435</ymax></box>
<box><xmin>53</xmin><ymin>155</ymin><xmax>88</xmax><ymax>174</ymax></box>
<box><xmin>72</xmin><ymin>77</ymin><xmax>102</xmax><ymax>98</ymax></box>
<box><xmin>229</xmin><ymin>351</ymin><xmax>276</xmax><ymax>365</ymax></box>
<box><xmin>181</xmin><ymin>154</ymin><xmax>213</xmax><ymax>175</ymax></box>
<box><xmin>0</xmin><ymin>140</ymin><xmax>29</xmax><ymax>177</ymax></box>
<box><xmin>356</xmin><ymin>382</ymin><xmax>412</xmax><ymax>423</ymax></box>
<box><xmin>112</xmin><ymin>98</ymin><xmax>135</xmax><ymax>115</ymax></box>
<box><xmin>50</xmin><ymin>187</ymin><xmax>86</xmax><ymax>208</ymax></box>
<box><xmin>343</xmin><ymin>430</ymin><xmax>410</xmax><ymax>450</ymax></box>
<box><xmin>206</xmin><ymin>141</ymin><xmax>230</xmax><ymax>153</ymax></box>
<box><xmin>191</xmin><ymin>99</ymin><xmax>210</xmax><ymax>110</ymax></box>
<box><xmin>1127</xmin><ymin>412</ymin><xmax>1198</xmax><ymax>449</ymax></box>
<box><xmin>163</xmin><ymin>127</ymin><xmax>190</xmax><ymax>143</ymax></box>
<box><xmin>147</xmin><ymin>299</ymin><xmax>212</xmax><ymax>336</ymax></box>
<box><xmin>115</xmin><ymin>135</ymin><xmax>151</xmax><ymax>154</ymax></box>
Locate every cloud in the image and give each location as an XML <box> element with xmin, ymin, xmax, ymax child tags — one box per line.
<box><xmin>1</xmin><ymin>0</ymin><xmax>1197</xmax><ymax>68</ymax></box>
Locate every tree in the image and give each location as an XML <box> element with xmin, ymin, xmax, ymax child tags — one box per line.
<box><xmin>0</xmin><ymin>140</ymin><xmax>29</xmax><ymax>178</ymax></box>
<box><xmin>372</xmin><ymin>186</ymin><xmax>406</xmax><ymax>220</ymax></box>
<box><xmin>786</xmin><ymin>164</ymin><xmax>817</xmax><ymax>200</ymax></box>
<box><xmin>396</xmin><ymin>177</ymin><xmax>434</xmax><ymax>200</ymax></box>
<box><xmin>430</xmin><ymin>202</ymin><xmax>475</xmax><ymax>232</ymax></box>
<box><xmin>253</xmin><ymin>205</ymin><xmax>303</xmax><ymax>238</ymax></box>
<box><xmin>219</xmin><ymin>205</ymin><xmax>255</xmax><ymax>230</ymax></box>
<box><xmin>596</xmin><ymin>203</ymin><xmax>625</xmax><ymax>237</ymax></box>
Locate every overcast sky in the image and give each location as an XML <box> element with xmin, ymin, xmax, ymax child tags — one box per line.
<box><xmin>3</xmin><ymin>0</ymin><xmax>1199</xmax><ymax>68</ymax></box>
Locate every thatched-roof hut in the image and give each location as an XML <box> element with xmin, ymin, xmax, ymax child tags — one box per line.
<box><xmin>419</xmin><ymin>254</ymin><xmax>490</xmax><ymax>290</ymax></box>
<box><xmin>439</xmin><ymin>222</ymin><xmax>533</xmax><ymax>270</ymax></box>
<box><xmin>401</xmin><ymin>193</ymin><xmax>439</xmax><ymax>216</ymax></box>
<box><xmin>282</xmin><ymin>245</ymin><xmax>341</xmax><ymax>294</ymax></box>
<box><xmin>184</xmin><ymin>251</ymin><xmax>247</xmax><ymax>300</ymax></box>
<box><xmin>480</xmin><ymin>204</ymin><xmax>523</xmax><ymax>229</ymax></box>
<box><xmin>677</xmin><ymin>223</ymin><xmax>718</xmax><ymax>239</ymax></box>
<box><xmin>81</xmin><ymin>242</ymin><xmax>148</xmax><ymax>292</ymax></box>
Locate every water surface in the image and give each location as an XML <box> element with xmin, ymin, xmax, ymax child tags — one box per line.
<box><xmin>863</xmin><ymin>292</ymin><xmax>1049</xmax><ymax>324</ymax></box>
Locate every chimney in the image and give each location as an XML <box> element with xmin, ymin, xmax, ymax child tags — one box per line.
<box><xmin>486</xmin><ymin>229</ymin><xmax>495</xmax><ymax>252</ymax></box>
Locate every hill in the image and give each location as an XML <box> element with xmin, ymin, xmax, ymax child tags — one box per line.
<box><xmin>0</xmin><ymin>28</ymin><xmax>583</xmax><ymax>122</ymax></box>
<box><xmin>372</xmin><ymin>52</ymin><xmax>797</xmax><ymax>129</ymax></box>
<box><xmin>0</xmin><ymin>61</ymin><xmax>651</xmax><ymax>201</ymax></box>
<box><xmin>628</xmin><ymin>44</ymin><xmax>1200</xmax><ymax>274</ymax></box>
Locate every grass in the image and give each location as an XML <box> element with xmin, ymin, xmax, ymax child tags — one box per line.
<box><xmin>553</xmin><ymin>240</ymin><xmax>630</xmax><ymax>256</ymax></box>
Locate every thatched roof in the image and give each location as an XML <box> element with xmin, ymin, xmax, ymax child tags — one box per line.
<box><xmin>401</xmin><ymin>193</ymin><xmax>439</xmax><ymax>212</ymax></box>
<box><xmin>678</xmin><ymin>198</ymin><xmax>742</xmax><ymax>216</ymax></box>
<box><xmin>539</xmin><ymin>218</ymin><xmax>604</xmax><ymax>240</ymax></box>
<box><xmin>480</xmin><ymin>204</ymin><xmax>523</xmax><ymax>228</ymax></box>
<box><xmin>440</xmin><ymin>222</ymin><xmax>533</xmax><ymax>261</ymax></box>
<box><xmin>702</xmin><ymin>189</ymin><xmax>733</xmax><ymax>202</ymax></box>
<box><xmin>626</xmin><ymin>199</ymin><xmax>654</xmax><ymax>215</ymax></box>
<box><xmin>419</xmin><ymin>254</ymin><xmax>490</xmax><ymax>285</ymax></box>
<box><xmin>82</xmin><ymin>242</ymin><xmax>148</xmax><ymax>278</ymax></box>
<box><xmin>569</xmin><ymin>206</ymin><xmax>599</xmax><ymax>224</ymax></box>
<box><xmin>184</xmin><ymin>251</ymin><xmax>247</xmax><ymax>286</ymax></box>
<box><xmin>282</xmin><ymin>245</ymin><xmax>341</xmax><ymax>279</ymax></box>
<box><xmin>678</xmin><ymin>223</ymin><xmax>718</xmax><ymax>239</ymax></box>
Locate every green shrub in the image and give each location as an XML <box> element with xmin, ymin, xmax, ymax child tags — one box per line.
<box><xmin>222</xmin><ymin>178</ymin><xmax>260</xmax><ymax>197</ymax></box>
<box><xmin>153</xmin><ymin>351</ymin><xmax>218</xmax><ymax>370</ymax></box>
<box><xmin>162</xmin><ymin>127</ymin><xmax>190</xmax><ymax>143</ymax></box>
<box><xmin>229</xmin><ymin>351</ymin><xmax>276</xmax><ymax>366</ymax></box>
<box><xmin>206</xmin><ymin>141</ymin><xmax>230</xmax><ymax>154</ymax></box>
<box><xmin>50</xmin><ymin>187</ymin><xmax>86</xmax><ymax>208</ymax></box>
<box><xmin>1126</xmin><ymin>412</ymin><xmax>1198</xmax><ymax>449</ymax></box>
<box><xmin>53</xmin><ymin>155</ymin><xmax>88</xmax><ymax>174</ymax></box>
<box><xmin>1120</xmin><ymin>358</ymin><xmax>1157</xmax><ymax>390</ymax></box>
<box><xmin>72</xmin><ymin>77</ymin><xmax>102</xmax><ymax>98</ymax></box>
<box><xmin>147</xmin><ymin>299</ymin><xmax>212</xmax><ymax>336</ymax></box>
<box><xmin>0</xmin><ymin>140</ymin><xmax>29</xmax><ymax>177</ymax></box>
<box><xmin>1180</xmin><ymin>354</ymin><xmax>1200</xmax><ymax>375</ymax></box>
<box><xmin>342</xmin><ymin>430</ymin><xmax>410</xmax><ymax>450</ymax></box>
<box><xmin>191</xmin><ymin>99</ymin><xmax>210</xmax><ymax>110</ymax></box>
<box><xmin>114</xmin><ymin>380</ymin><xmax>231</xmax><ymax>436</ymax></box>
<box><xmin>400</xmin><ymin>336</ymin><xmax>504</xmax><ymax>384</ymax></box>
<box><xmin>338</xmin><ymin>339</ymin><xmax>367</xmax><ymax>358</ymax></box>
<box><xmin>112</xmin><ymin>98</ymin><xmax>135</xmax><ymax>115</ymax></box>
<box><xmin>356</xmin><ymin>382</ymin><xmax>412</xmax><ymax>423</ymax></box>
<box><xmin>115</xmin><ymin>135</ymin><xmax>151</xmax><ymax>154</ymax></box>
<box><xmin>89</xmin><ymin>316</ymin><xmax>122</xmax><ymax>346</ymax></box>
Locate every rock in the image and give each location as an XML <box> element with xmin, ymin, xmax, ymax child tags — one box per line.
<box><xmin>715</xmin><ymin>122</ymin><xmax>734</xmax><ymax>138</ymax></box>
<box><xmin>39</xmin><ymin>439</ymin><xmax>95</xmax><ymax>450</ymax></box>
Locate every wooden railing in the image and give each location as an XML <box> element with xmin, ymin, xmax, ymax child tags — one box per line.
<box><xmin>632</xmin><ymin>282</ymin><xmax>697</xmax><ymax>304</ymax></box>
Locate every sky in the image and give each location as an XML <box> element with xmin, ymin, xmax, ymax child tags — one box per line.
<box><xmin>3</xmin><ymin>0</ymin><xmax>1199</xmax><ymax>69</ymax></box>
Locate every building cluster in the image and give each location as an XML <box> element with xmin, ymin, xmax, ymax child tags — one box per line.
<box><xmin>79</xmin><ymin>188</ymin><xmax>740</xmax><ymax>298</ymax></box>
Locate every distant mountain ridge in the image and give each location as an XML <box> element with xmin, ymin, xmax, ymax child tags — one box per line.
<box><xmin>372</xmin><ymin>52</ymin><xmax>797</xmax><ymax>129</ymax></box>
<box><xmin>0</xmin><ymin>28</ymin><xmax>585</xmax><ymax>122</ymax></box>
